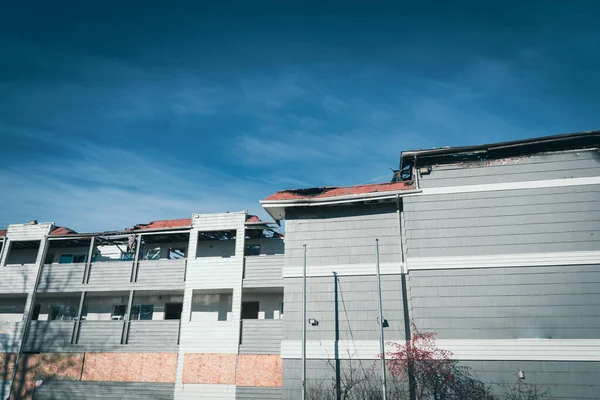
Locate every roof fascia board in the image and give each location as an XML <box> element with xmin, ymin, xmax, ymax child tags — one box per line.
<box><xmin>261</xmin><ymin>189</ymin><xmax>422</xmax><ymax>208</ymax></box>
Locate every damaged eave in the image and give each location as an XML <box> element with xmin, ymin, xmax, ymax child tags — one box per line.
<box><xmin>260</xmin><ymin>188</ymin><xmax>422</xmax><ymax>220</ymax></box>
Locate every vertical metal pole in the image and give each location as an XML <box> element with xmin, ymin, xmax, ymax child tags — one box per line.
<box><xmin>302</xmin><ymin>244</ymin><xmax>307</xmax><ymax>400</ymax></box>
<box><xmin>83</xmin><ymin>236</ymin><xmax>95</xmax><ymax>284</ymax></box>
<box><xmin>376</xmin><ymin>239</ymin><xmax>388</xmax><ymax>400</ymax></box>
<box><xmin>8</xmin><ymin>236</ymin><xmax>49</xmax><ymax>399</ymax></box>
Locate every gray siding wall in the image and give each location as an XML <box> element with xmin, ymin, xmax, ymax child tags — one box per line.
<box><xmin>417</xmin><ymin>149</ymin><xmax>600</xmax><ymax>189</ymax></box>
<box><xmin>126</xmin><ymin>320</ymin><xmax>180</xmax><ymax>351</ymax></box>
<box><xmin>136</xmin><ymin>259</ymin><xmax>186</xmax><ymax>285</ymax></box>
<box><xmin>243</xmin><ymin>255</ymin><xmax>283</xmax><ymax>288</ymax></box>
<box><xmin>283</xmin><ymin>275</ymin><xmax>406</xmax><ymax>341</ymax></box>
<box><xmin>38</xmin><ymin>263</ymin><xmax>85</xmax><ymax>292</ymax></box>
<box><xmin>24</xmin><ymin>321</ymin><xmax>181</xmax><ymax>352</ymax></box>
<box><xmin>283</xmin><ymin>358</ymin><xmax>382</xmax><ymax>400</ymax></box>
<box><xmin>461</xmin><ymin>360</ymin><xmax>600</xmax><ymax>400</ymax></box>
<box><xmin>33</xmin><ymin>381</ymin><xmax>175</xmax><ymax>400</ymax></box>
<box><xmin>410</xmin><ymin>264</ymin><xmax>600</xmax><ymax>339</ymax></box>
<box><xmin>87</xmin><ymin>261</ymin><xmax>133</xmax><ymax>287</ymax></box>
<box><xmin>0</xmin><ymin>322</ymin><xmax>23</xmax><ymax>352</ymax></box>
<box><xmin>236</xmin><ymin>387</ymin><xmax>282</xmax><ymax>399</ymax></box>
<box><xmin>285</xmin><ymin>203</ymin><xmax>400</xmax><ymax>268</ymax></box>
<box><xmin>282</xmin><ymin>359</ymin><xmax>600</xmax><ymax>400</ymax></box>
<box><xmin>239</xmin><ymin>319</ymin><xmax>283</xmax><ymax>354</ymax></box>
<box><xmin>404</xmin><ymin>184</ymin><xmax>600</xmax><ymax>257</ymax></box>
<box><xmin>24</xmin><ymin>321</ymin><xmax>74</xmax><ymax>352</ymax></box>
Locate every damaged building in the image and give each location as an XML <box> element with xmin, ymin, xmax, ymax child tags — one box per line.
<box><xmin>0</xmin><ymin>212</ymin><xmax>285</xmax><ymax>399</ymax></box>
<box><xmin>260</xmin><ymin>130</ymin><xmax>600</xmax><ymax>400</ymax></box>
<box><xmin>0</xmin><ymin>130</ymin><xmax>599</xmax><ymax>399</ymax></box>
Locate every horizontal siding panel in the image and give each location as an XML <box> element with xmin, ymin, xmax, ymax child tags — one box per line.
<box><xmin>236</xmin><ymin>387</ymin><xmax>281</xmax><ymax>399</ymax></box>
<box><xmin>410</xmin><ymin>265</ymin><xmax>600</xmax><ymax>340</ymax></box>
<box><xmin>87</xmin><ymin>261</ymin><xmax>133</xmax><ymax>287</ymax></box>
<box><xmin>127</xmin><ymin>320</ymin><xmax>179</xmax><ymax>351</ymax></box>
<box><xmin>243</xmin><ymin>255</ymin><xmax>283</xmax><ymax>288</ymax></box>
<box><xmin>0</xmin><ymin>265</ymin><xmax>36</xmax><ymax>293</ymax></box>
<box><xmin>24</xmin><ymin>321</ymin><xmax>74</xmax><ymax>352</ymax></box>
<box><xmin>136</xmin><ymin>259</ymin><xmax>186</xmax><ymax>285</ymax></box>
<box><xmin>185</xmin><ymin>258</ymin><xmax>243</xmax><ymax>289</ymax></box>
<box><xmin>38</xmin><ymin>263</ymin><xmax>85</xmax><ymax>292</ymax></box>
<box><xmin>239</xmin><ymin>320</ymin><xmax>283</xmax><ymax>354</ymax></box>
<box><xmin>0</xmin><ymin>322</ymin><xmax>23</xmax><ymax>352</ymax></box>
<box><xmin>179</xmin><ymin>321</ymin><xmax>238</xmax><ymax>353</ymax></box>
<box><xmin>405</xmin><ymin>185</ymin><xmax>600</xmax><ymax>257</ymax></box>
<box><xmin>34</xmin><ymin>381</ymin><xmax>175</xmax><ymax>400</ymax></box>
<box><xmin>176</xmin><ymin>384</ymin><xmax>235</xmax><ymax>400</ymax></box>
<box><xmin>76</xmin><ymin>321</ymin><xmax>123</xmax><ymax>351</ymax></box>
<box><xmin>418</xmin><ymin>150</ymin><xmax>600</xmax><ymax>188</ymax></box>
<box><xmin>285</xmin><ymin>204</ymin><xmax>400</xmax><ymax>272</ymax></box>
<box><xmin>6</xmin><ymin>223</ymin><xmax>53</xmax><ymax>240</ymax></box>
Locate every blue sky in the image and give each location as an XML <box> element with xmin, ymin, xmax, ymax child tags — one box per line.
<box><xmin>1</xmin><ymin>1</ymin><xmax>599</xmax><ymax>231</ymax></box>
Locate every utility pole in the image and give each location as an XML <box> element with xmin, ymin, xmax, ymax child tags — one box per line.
<box><xmin>376</xmin><ymin>239</ymin><xmax>388</xmax><ymax>400</ymax></box>
<box><xmin>302</xmin><ymin>244</ymin><xmax>307</xmax><ymax>400</ymax></box>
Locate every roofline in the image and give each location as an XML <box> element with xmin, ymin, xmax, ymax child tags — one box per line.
<box><xmin>260</xmin><ymin>188</ymin><xmax>421</xmax><ymax>206</ymax></box>
<box><xmin>401</xmin><ymin>130</ymin><xmax>600</xmax><ymax>159</ymax></box>
<box><xmin>261</xmin><ymin>189</ymin><xmax>422</xmax><ymax>221</ymax></box>
<box><xmin>47</xmin><ymin>225</ymin><xmax>192</xmax><ymax>239</ymax></box>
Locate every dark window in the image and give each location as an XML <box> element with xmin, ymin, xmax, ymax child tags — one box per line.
<box><xmin>164</xmin><ymin>302</ymin><xmax>183</xmax><ymax>320</ymax></box>
<box><xmin>73</xmin><ymin>254</ymin><xmax>87</xmax><ymax>263</ymax></box>
<box><xmin>131</xmin><ymin>304</ymin><xmax>154</xmax><ymax>320</ymax></box>
<box><xmin>121</xmin><ymin>252</ymin><xmax>135</xmax><ymax>261</ymax></box>
<box><xmin>244</xmin><ymin>245</ymin><xmax>261</xmax><ymax>256</ymax></box>
<box><xmin>112</xmin><ymin>304</ymin><xmax>127</xmax><ymax>320</ymax></box>
<box><xmin>32</xmin><ymin>304</ymin><xmax>41</xmax><ymax>321</ymax></box>
<box><xmin>44</xmin><ymin>253</ymin><xmax>54</xmax><ymax>264</ymax></box>
<box><xmin>241</xmin><ymin>301</ymin><xmax>259</xmax><ymax>319</ymax></box>
<box><xmin>50</xmin><ymin>305</ymin><xmax>77</xmax><ymax>320</ymax></box>
<box><xmin>59</xmin><ymin>254</ymin><xmax>73</xmax><ymax>264</ymax></box>
<box><xmin>144</xmin><ymin>248</ymin><xmax>161</xmax><ymax>260</ymax></box>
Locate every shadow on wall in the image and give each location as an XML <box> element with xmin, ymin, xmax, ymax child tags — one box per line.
<box><xmin>1</xmin><ymin>268</ymin><xmax>81</xmax><ymax>400</ymax></box>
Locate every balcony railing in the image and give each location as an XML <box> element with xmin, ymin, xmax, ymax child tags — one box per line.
<box><xmin>126</xmin><ymin>320</ymin><xmax>180</xmax><ymax>351</ymax></box>
<box><xmin>242</xmin><ymin>255</ymin><xmax>284</xmax><ymax>288</ymax></box>
<box><xmin>239</xmin><ymin>319</ymin><xmax>283</xmax><ymax>354</ymax></box>
<box><xmin>136</xmin><ymin>259</ymin><xmax>186</xmax><ymax>286</ymax></box>
<box><xmin>24</xmin><ymin>320</ymin><xmax>74</xmax><ymax>352</ymax></box>
<box><xmin>77</xmin><ymin>320</ymin><xmax>123</xmax><ymax>351</ymax></box>
<box><xmin>0</xmin><ymin>321</ymin><xmax>24</xmax><ymax>352</ymax></box>
<box><xmin>87</xmin><ymin>261</ymin><xmax>133</xmax><ymax>288</ymax></box>
<box><xmin>38</xmin><ymin>263</ymin><xmax>85</xmax><ymax>292</ymax></box>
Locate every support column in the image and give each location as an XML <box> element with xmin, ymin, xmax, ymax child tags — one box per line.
<box><xmin>72</xmin><ymin>291</ymin><xmax>87</xmax><ymax>344</ymax></box>
<box><xmin>130</xmin><ymin>234</ymin><xmax>141</xmax><ymax>283</ymax></box>
<box><xmin>0</xmin><ymin>238</ymin><xmax>10</xmax><ymax>267</ymax></box>
<box><xmin>83</xmin><ymin>237</ymin><xmax>95</xmax><ymax>284</ymax></box>
<box><xmin>121</xmin><ymin>290</ymin><xmax>135</xmax><ymax>344</ymax></box>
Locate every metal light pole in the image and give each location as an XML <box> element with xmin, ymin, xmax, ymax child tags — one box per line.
<box><xmin>302</xmin><ymin>244</ymin><xmax>307</xmax><ymax>400</ymax></box>
<box><xmin>376</xmin><ymin>239</ymin><xmax>388</xmax><ymax>400</ymax></box>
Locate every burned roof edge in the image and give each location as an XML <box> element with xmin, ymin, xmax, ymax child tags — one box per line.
<box><xmin>401</xmin><ymin>130</ymin><xmax>600</xmax><ymax>167</ymax></box>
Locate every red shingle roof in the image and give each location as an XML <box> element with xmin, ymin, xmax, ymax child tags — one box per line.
<box><xmin>0</xmin><ymin>229</ymin><xmax>6</xmax><ymax>238</ymax></box>
<box><xmin>131</xmin><ymin>218</ymin><xmax>192</xmax><ymax>231</ymax></box>
<box><xmin>263</xmin><ymin>181</ymin><xmax>415</xmax><ymax>201</ymax></box>
<box><xmin>50</xmin><ymin>226</ymin><xmax>78</xmax><ymax>236</ymax></box>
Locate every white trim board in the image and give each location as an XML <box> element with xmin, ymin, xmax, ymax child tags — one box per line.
<box><xmin>281</xmin><ymin>339</ymin><xmax>600</xmax><ymax>361</ymax></box>
<box><xmin>283</xmin><ymin>262</ymin><xmax>404</xmax><ymax>278</ymax></box>
<box><xmin>415</xmin><ymin>176</ymin><xmax>600</xmax><ymax>196</ymax></box>
<box><xmin>408</xmin><ymin>251</ymin><xmax>600</xmax><ymax>271</ymax></box>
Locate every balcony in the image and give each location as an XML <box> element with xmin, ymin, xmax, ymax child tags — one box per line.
<box><xmin>23</xmin><ymin>321</ymin><xmax>74</xmax><ymax>352</ymax></box>
<box><xmin>77</xmin><ymin>320</ymin><xmax>123</xmax><ymax>351</ymax></box>
<box><xmin>0</xmin><ymin>321</ymin><xmax>24</xmax><ymax>352</ymax></box>
<box><xmin>239</xmin><ymin>319</ymin><xmax>283</xmax><ymax>354</ymax></box>
<box><xmin>126</xmin><ymin>320</ymin><xmax>180</xmax><ymax>351</ymax></box>
<box><xmin>87</xmin><ymin>261</ymin><xmax>133</xmax><ymax>289</ymax></box>
<box><xmin>135</xmin><ymin>259</ymin><xmax>186</xmax><ymax>287</ymax></box>
<box><xmin>243</xmin><ymin>254</ymin><xmax>284</xmax><ymax>288</ymax></box>
<box><xmin>38</xmin><ymin>263</ymin><xmax>86</xmax><ymax>292</ymax></box>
